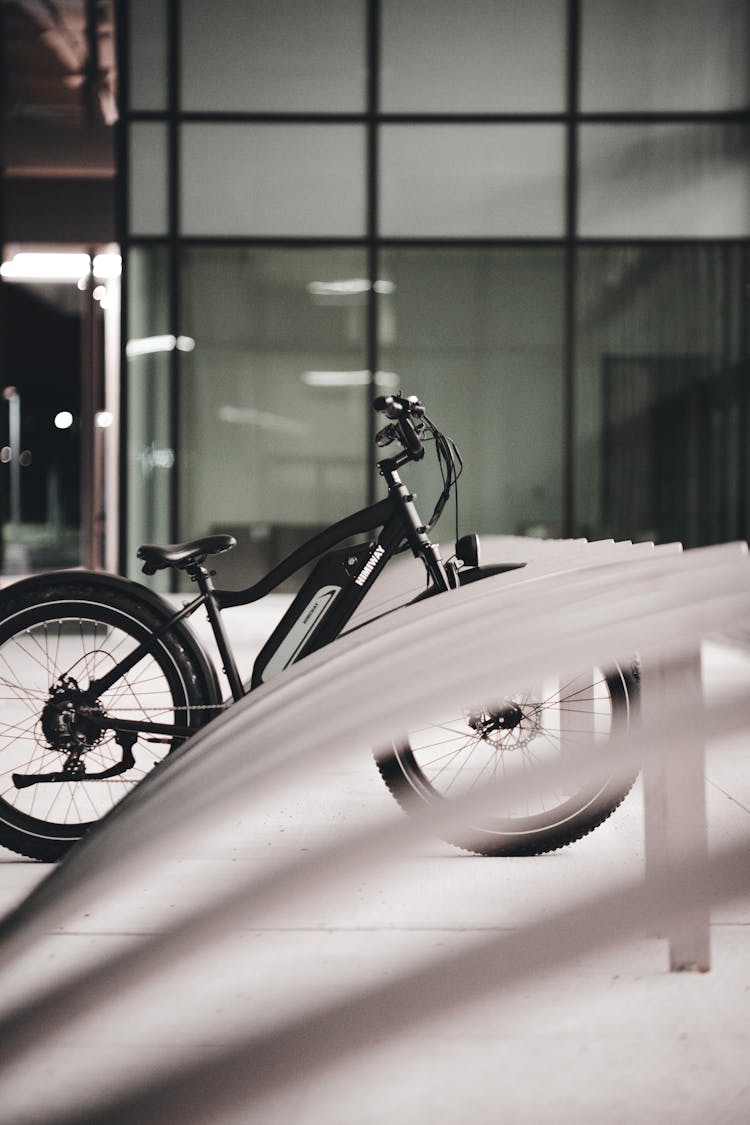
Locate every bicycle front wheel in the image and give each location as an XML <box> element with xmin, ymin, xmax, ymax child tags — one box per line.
<box><xmin>0</xmin><ymin>581</ymin><xmax>217</xmax><ymax>861</ymax></box>
<box><xmin>375</xmin><ymin>665</ymin><xmax>638</xmax><ymax>856</ymax></box>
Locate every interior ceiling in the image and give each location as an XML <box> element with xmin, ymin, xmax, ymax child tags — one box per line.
<box><xmin>2</xmin><ymin>0</ymin><xmax>117</xmax><ymax>180</ymax></box>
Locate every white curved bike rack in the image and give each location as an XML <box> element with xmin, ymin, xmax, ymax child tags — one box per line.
<box><xmin>0</xmin><ymin>538</ymin><xmax>748</xmax><ymax>1124</ymax></box>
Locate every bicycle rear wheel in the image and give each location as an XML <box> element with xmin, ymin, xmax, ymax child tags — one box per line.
<box><xmin>375</xmin><ymin>664</ymin><xmax>638</xmax><ymax>856</ymax></box>
<box><xmin>0</xmin><ymin>581</ymin><xmax>217</xmax><ymax>860</ymax></box>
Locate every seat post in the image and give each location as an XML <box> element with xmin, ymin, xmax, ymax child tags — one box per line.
<box><xmin>187</xmin><ymin>563</ymin><xmax>246</xmax><ymax>702</ymax></box>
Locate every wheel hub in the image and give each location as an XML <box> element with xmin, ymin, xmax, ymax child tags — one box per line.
<box><xmin>41</xmin><ymin>677</ymin><xmax>104</xmax><ymax>753</ymax></box>
<box><xmin>467</xmin><ymin>700</ymin><xmax>542</xmax><ymax>750</ymax></box>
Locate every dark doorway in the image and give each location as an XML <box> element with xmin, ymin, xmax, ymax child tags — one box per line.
<box><xmin>601</xmin><ymin>355</ymin><xmax>743</xmax><ymax>548</ymax></box>
<box><xmin>1</xmin><ymin>281</ymin><xmax>83</xmax><ymax>572</ymax></box>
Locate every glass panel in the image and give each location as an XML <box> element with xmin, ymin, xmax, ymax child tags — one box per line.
<box><xmin>126</xmin><ymin>246</ymin><xmax>172</xmax><ymax>586</ymax></box>
<box><xmin>128</xmin><ymin>0</ymin><xmax>168</xmax><ymax>110</ymax></box>
<box><xmin>181</xmin><ymin>125</ymin><xmax>366</xmax><ymax>237</ymax></box>
<box><xmin>180</xmin><ymin>0</ymin><xmax>366</xmax><ymax>111</ymax></box>
<box><xmin>380</xmin><ymin>126</ymin><xmax>565</xmax><ymax>237</ymax></box>
<box><xmin>579</xmin><ymin>125</ymin><xmax>750</xmax><ymax>237</ymax></box>
<box><xmin>575</xmin><ymin>246</ymin><xmax>749</xmax><ymax>547</ymax></box>
<box><xmin>129</xmin><ymin>123</ymin><xmax>169</xmax><ymax>236</ymax></box>
<box><xmin>581</xmin><ymin>0</ymin><xmax>750</xmax><ymax>111</ymax></box>
<box><xmin>178</xmin><ymin>247</ymin><xmax>369</xmax><ymax>586</ymax></box>
<box><xmin>379</xmin><ymin>248</ymin><xmax>565</xmax><ymax>539</ymax></box>
<box><xmin>381</xmin><ymin>0</ymin><xmax>566</xmax><ymax>112</ymax></box>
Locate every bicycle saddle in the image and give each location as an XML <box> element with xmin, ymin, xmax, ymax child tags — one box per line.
<box><xmin>137</xmin><ymin>534</ymin><xmax>237</xmax><ymax>574</ymax></box>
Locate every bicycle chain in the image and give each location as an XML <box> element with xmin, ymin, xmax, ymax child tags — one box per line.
<box><xmin>98</xmin><ymin>702</ymin><xmax>231</xmax><ymax>712</ymax></box>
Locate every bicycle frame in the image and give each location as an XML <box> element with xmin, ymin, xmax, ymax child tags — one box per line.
<box><xmin>238</xmin><ymin>455</ymin><xmax>451</xmax><ymax>689</ymax></box>
<box><xmin>0</xmin><ymin>387</ymin><xmax>637</xmax><ymax>862</ymax></box>
<box><xmin>85</xmin><ymin>453</ymin><xmax>452</xmax><ymax>744</ymax></box>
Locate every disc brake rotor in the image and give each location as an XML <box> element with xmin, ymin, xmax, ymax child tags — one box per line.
<box><xmin>466</xmin><ymin>698</ymin><xmax>543</xmax><ymax>751</ymax></box>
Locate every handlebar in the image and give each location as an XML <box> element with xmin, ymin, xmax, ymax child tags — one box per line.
<box><xmin>373</xmin><ymin>394</ymin><xmax>425</xmax><ymax>419</ymax></box>
<box><xmin>374</xmin><ymin>390</ymin><xmax>463</xmax><ymax>533</ymax></box>
<box><xmin>373</xmin><ymin>394</ymin><xmax>426</xmax><ymax>459</ymax></box>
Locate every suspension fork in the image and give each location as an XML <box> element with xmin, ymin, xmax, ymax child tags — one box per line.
<box><xmin>379</xmin><ymin>459</ymin><xmax>451</xmax><ymax>592</ymax></box>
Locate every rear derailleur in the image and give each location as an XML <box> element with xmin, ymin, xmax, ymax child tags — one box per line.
<box><xmin>12</xmin><ymin>675</ymin><xmax>138</xmax><ymax>790</ymax></box>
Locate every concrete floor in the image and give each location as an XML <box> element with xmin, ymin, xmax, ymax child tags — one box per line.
<box><xmin>0</xmin><ymin>601</ymin><xmax>748</xmax><ymax>1125</ymax></box>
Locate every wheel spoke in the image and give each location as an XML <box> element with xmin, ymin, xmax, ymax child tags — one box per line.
<box><xmin>386</xmin><ymin>666</ymin><xmax>632</xmax><ymax>849</ymax></box>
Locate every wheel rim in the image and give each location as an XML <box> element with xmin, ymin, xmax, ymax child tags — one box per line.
<box><xmin>0</xmin><ymin>601</ymin><xmax>192</xmax><ymax>837</ymax></box>
<box><xmin>394</xmin><ymin>668</ymin><xmax>628</xmax><ymax>839</ymax></box>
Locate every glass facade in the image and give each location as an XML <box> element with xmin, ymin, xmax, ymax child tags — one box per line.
<box><xmin>575</xmin><ymin>245</ymin><xmax>749</xmax><ymax>546</ymax></box>
<box><xmin>180</xmin><ymin>124</ymin><xmax>367</xmax><ymax>237</ymax></box>
<box><xmin>580</xmin><ymin>0</ymin><xmax>750</xmax><ymax>112</ymax></box>
<box><xmin>380</xmin><ymin>0</ymin><xmax>567</xmax><ymax>112</ymax></box>
<box><xmin>120</xmin><ymin>0</ymin><xmax>750</xmax><ymax>586</ymax></box>
<box><xmin>180</xmin><ymin>0</ymin><xmax>367</xmax><ymax>112</ymax></box>
<box><xmin>128</xmin><ymin>123</ymin><xmax>169</xmax><ymax>235</ymax></box>
<box><xmin>578</xmin><ymin>124</ymin><xmax>750</xmax><ymax>237</ymax></box>
<box><xmin>178</xmin><ymin>247</ymin><xmax>370</xmax><ymax>585</ymax></box>
<box><xmin>379</xmin><ymin>126</ymin><xmax>566</xmax><ymax>237</ymax></box>
<box><xmin>379</xmin><ymin>249</ymin><xmax>565</xmax><ymax>537</ymax></box>
<box><xmin>128</xmin><ymin>0</ymin><xmax>169</xmax><ymax>111</ymax></box>
<box><xmin>126</xmin><ymin>246</ymin><xmax>173</xmax><ymax>586</ymax></box>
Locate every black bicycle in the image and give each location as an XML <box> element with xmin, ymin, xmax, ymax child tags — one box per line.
<box><xmin>0</xmin><ymin>394</ymin><xmax>637</xmax><ymax>861</ymax></box>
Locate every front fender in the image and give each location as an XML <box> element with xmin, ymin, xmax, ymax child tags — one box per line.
<box><xmin>457</xmin><ymin>561</ymin><xmax>527</xmax><ymax>587</ymax></box>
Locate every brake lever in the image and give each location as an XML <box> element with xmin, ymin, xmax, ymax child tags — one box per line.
<box><xmin>400</xmin><ymin>415</ymin><xmax>425</xmax><ymax>459</ymax></box>
<box><xmin>375</xmin><ymin>423</ymin><xmax>400</xmax><ymax>447</ymax></box>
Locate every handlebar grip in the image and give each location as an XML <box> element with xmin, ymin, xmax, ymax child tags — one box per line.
<box><xmin>373</xmin><ymin>395</ymin><xmax>403</xmax><ymax>419</ymax></box>
<box><xmin>374</xmin><ymin>394</ymin><xmax>424</xmax><ymax>418</ymax></box>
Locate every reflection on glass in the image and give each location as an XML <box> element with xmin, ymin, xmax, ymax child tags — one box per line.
<box><xmin>181</xmin><ymin>125</ymin><xmax>366</xmax><ymax>237</ymax></box>
<box><xmin>381</xmin><ymin>0</ymin><xmax>565</xmax><ymax>112</ymax></box>
<box><xmin>379</xmin><ymin>248</ymin><xmax>565</xmax><ymax>538</ymax></box>
<box><xmin>581</xmin><ymin>0</ymin><xmax>750</xmax><ymax>111</ymax></box>
<box><xmin>178</xmin><ymin>248</ymin><xmax>370</xmax><ymax>585</ymax></box>
<box><xmin>380</xmin><ymin>126</ymin><xmax>565</xmax><ymax>237</ymax></box>
<box><xmin>126</xmin><ymin>247</ymin><xmax>172</xmax><ymax>584</ymax></box>
<box><xmin>575</xmin><ymin>246</ymin><xmax>749</xmax><ymax>547</ymax></box>
<box><xmin>579</xmin><ymin>125</ymin><xmax>750</xmax><ymax>237</ymax></box>
<box><xmin>180</xmin><ymin>0</ymin><xmax>365</xmax><ymax>112</ymax></box>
